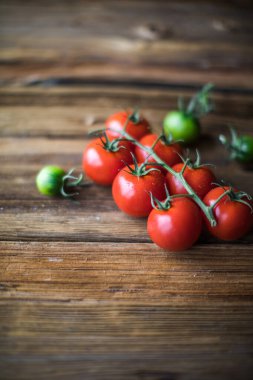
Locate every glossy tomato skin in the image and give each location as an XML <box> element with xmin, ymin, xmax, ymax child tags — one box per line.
<box><xmin>147</xmin><ymin>197</ymin><xmax>202</xmax><ymax>251</ymax></box>
<box><xmin>36</xmin><ymin>166</ymin><xmax>66</xmax><ymax>196</ymax></box>
<box><xmin>135</xmin><ymin>134</ymin><xmax>182</xmax><ymax>169</ymax></box>
<box><xmin>163</xmin><ymin>111</ymin><xmax>200</xmax><ymax>145</ymax></box>
<box><xmin>203</xmin><ymin>187</ymin><xmax>253</xmax><ymax>241</ymax></box>
<box><xmin>106</xmin><ymin>110</ymin><xmax>150</xmax><ymax>141</ymax></box>
<box><xmin>112</xmin><ymin>166</ymin><xmax>166</xmax><ymax>217</ymax></box>
<box><xmin>166</xmin><ymin>163</ymin><xmax>216</xmax><ymax>199</ymax></box>
<box><xmin>82</xmin><ymin>138</ymin><xmax>133</xmax><ymax>186</ymax></box>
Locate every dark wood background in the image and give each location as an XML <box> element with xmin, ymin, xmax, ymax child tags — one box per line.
<box><xmin>0</xmin><ymin>1</ymin><xmax>253</xmax><ymax>379</ymax></box>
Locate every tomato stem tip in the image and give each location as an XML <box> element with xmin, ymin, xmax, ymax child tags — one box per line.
<box><xmin>60</xmin><ymin>168</ymin><xmax>90</xmax><ymax>198</ymax></box>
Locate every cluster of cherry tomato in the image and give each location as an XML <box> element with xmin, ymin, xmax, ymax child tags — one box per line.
<box><xmin>81</xmin><ymin>109</ymin><xmax>253</xmax><ymax>251</ymax></box>
<box><xmin>36</xmin><ymin>85</ymin><xmax>253</xmax><ymax>251</ymax></box>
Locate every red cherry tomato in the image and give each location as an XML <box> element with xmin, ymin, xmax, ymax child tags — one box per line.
<box><xmin>147</xmin><ymin>197</ymin><xmax>202</xmax><ymax>251</ymax></box>
<box><xmin>112</xmin><ymin>166</ymin><xmax>166</xmax><ymax>217</ymax></box>
<box><xmin>135</xmin><ymin>134</ymin><xmax>182</xmax><ymax>170</ymax></box>
<box><xmin>166</xmin><ymin>162</ymin><xmax>216</xmax><ymax>199</ymax></box>
<box><xmin>83</xmin><ymin>137</ymin><xmax>133</xmax><ymax>186</ymax></box>
<box><xmin>203</xmin><ymin>186</ymin><xmax>253</xmax><ymax>241</ymax></box>
<box><xmin>106</xmin><ymin>110</ymin><xmax>150</xmax><ymax>141</ymax></box>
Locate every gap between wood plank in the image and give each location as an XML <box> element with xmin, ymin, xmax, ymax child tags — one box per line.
<box><xmin>5</xmin><ymin>78</ymin><xmax>253</xmax><ymax>96</ymax></box>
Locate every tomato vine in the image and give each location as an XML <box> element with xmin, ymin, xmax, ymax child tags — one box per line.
<box><xmin>106</xmin><ymin>114</ymin><xmax>251</xmax><ymax>228</ymax></box>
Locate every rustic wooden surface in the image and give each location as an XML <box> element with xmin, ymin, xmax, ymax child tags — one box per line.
<box><xmin>1</xmin><ymin>1</ymin><xmax>253</xmax><ymax>379</ymax></box>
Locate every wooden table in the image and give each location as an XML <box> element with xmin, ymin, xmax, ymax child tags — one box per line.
<box><xmin>1</xmin><ymin>1</ymin><xmax>253</xmax><ymax>379</ymax></box>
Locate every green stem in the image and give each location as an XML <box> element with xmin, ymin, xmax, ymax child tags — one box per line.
<box><xmin>151</xmin><ymin>134</ymin><xmax>163</xmax><ymax>149</ymax></box>
<box><xmin>180</xmin><ymin>158</ymin><xmax>190</xmax><ymax>175</ymax></box>
<box><xmin>210</xmin><ymin>188</ymin><xmax>231</xmax><ymax>209</ymax></box>
<box><xmin>111</xmin><ymin>128</ymin><xmax>217</xmax><ymax>227</ymax></box>
<box><xmin>60</xmin><ymin>169</ymin><xmax>90</xmax><ymax>198</ymax></box>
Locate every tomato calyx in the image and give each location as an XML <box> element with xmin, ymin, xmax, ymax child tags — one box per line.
<box><xmin>219</xmin><ymin>127</ymin><xmax>240</xmax><ymax>159</ymax></box>
<box><xmin>120</xmin><ymin>109</ymin><xmax>144</xmax><ymax>131</ymax></box>
<box><xmin>60</xmin><ymin>168</ymin><xmax>88</xmax><ymax>198</ymax></box>
<box><xmin>228</xmin><ymin>189</ymin><xmax>253</xmax><ymax>212</ymax></box>
<box><xmin>153</xmin><ymin>132</ymin><xmax>183</xmax><ymax>147</ymax></box>
<box><xmin>128</xmin><ymin>109</ymin><xmax>141</xmax><ymax>125</ymax></box>
<box><xmin>178</xmin><ymin>83</ymin><xmax>214</xmax><ymax>120</ymax></box>
<box><xmin>178</xmin><ymin>149</ymin><xmax>214</xmax><ymax>171</ymax></box>
<box><xmin>123</xmin><ymin>152</ymin><xmax>162</xmax><ymax>177</ymax></box>
<box><xmin>219</xmin><ymin>126</ymin><xmax>253</xmax><ymax>163</ymax></box>
<box><xmin>98</xmin><ymin>132</ymin><xmax>128</xmax><ymax>153</ymax></box>
<box><xmin>210</xmin><ymin>186</ymin><xmax>253</xmax><ymax>213</ymax></box>
<box><xmin>149</xmin><ymin>185</ymin><xmax>192</xmax><ymax>211</ymax></box>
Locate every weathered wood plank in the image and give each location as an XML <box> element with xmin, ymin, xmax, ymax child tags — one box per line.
<box><xmin>1</xmin><ymin>104</ymin><xmax>253</xmax><ymax>139</ymax></box>
<box><xmin>1</xmin><ymin>87</ymin><xmax>253</xmax><ymax>119</ymax></box>
<box><xmin>1</xmin><ymin>241</ymin><xmax>253</xmax><ymax>379</ymax></box>
<box><xmin>1</xmin><ymin>0</ymin><xmax>253</xmax><ymax>89</ymax></box>
<box><xmin>1</xmin><ymin>64</ymin><xmax>253</xmax><ymax>90</ymax></box>
<box><xmin>1</xmin><ymin>0</ymin><xmax>252</xmax><ymax>45</ymax></box>
<box><xmin>1</xmin><ymin>241</ymin><xmax>253</xmax><ymax>302</ymax></box>
<box><xmin>1</xmin><ymin>39</ymin><xmax>252</xmax><ymax>87</ymax></box>
<box><xmin>1</xmin><ymin>2</ymin><xmax>253</xmax><ymax>52</ymax></box>
<box><xmin>1</xmin><ymin>299</ymin><xmax>252</xmax><ymax>380</ymax></box>
<box><xmin>0</xmin><ymin>353</ymin><xmax>252</xmax><ymax>380</ymax></box>
<box><xmin>0</xmin><ymin>202</ymin><xmax>149</xmax><ymax>243</ymax></box>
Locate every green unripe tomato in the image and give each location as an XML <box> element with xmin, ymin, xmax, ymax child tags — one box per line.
<box><xmin>36</xmin><ymin>166</ymin><xmax>66</xmax><ymax>196</ymax></box>
<box><xmin>163</xmin><ymin>111</ymin><xmax>200</xmax><ymax>145</ymax></box>
<box><xmin>232</xmin><ymin>135</ymin><xmax>253</xmax><ymax>163</ymax></box>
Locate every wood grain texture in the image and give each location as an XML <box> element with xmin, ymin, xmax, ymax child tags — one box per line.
<box><xmin>1</xmin><ymin>1</ymin><xmax>253</xmax><ymax>380</ymax></box>
<box><xmin>1</xmin><ymin>0</ymin><xmax>253</xmax><ymax>88</ymax></box>
<box><xmin>1</xmin><ymin>242</ymin><xmax>253</xmax><ymax>379</ymax></box>
<box><xmin>1</xmin><ymin>241</ymin><xmax>253</xmax><ymax>301</ymax></box>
